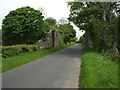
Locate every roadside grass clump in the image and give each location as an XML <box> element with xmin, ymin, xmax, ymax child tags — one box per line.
<box><xmin>1</xmin><ymin>43</ymin><xmax>74</xmax><ymax>72</ymax></box>
<box><xmin>79</xmin><ymin>48</ymin><xmax>118</xmax><ymax>88</ymax></box>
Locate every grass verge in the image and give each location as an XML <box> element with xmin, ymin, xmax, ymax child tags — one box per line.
<box><xmin>79</xmin><ymin>48</ymin><xmax>118</xmax><ymax>88</ymax></box>
<box><xmin>1</xmin><ymin>43</ymin><xmax>74</xmax><ymax>72</ymax></box>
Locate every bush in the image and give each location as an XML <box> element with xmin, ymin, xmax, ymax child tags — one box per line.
<box><xmin>20</xmin><ymin>46</ymin><xmax>32</xmax><ymax>53</ymax></box>
<box><xmin>29</xmin><ymin>45</ymin><xmax>39</xmax><ymax>51</ymax></box>
<box><xmin>2</xmin><ymin>45</ymin><xmax>41</xmax><ymax>58</ymax></box>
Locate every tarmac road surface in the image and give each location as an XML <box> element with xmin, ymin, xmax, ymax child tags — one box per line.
<box><xmin>2</xmin><ymin>44</ymin><xmax>81</xmax><ymax>88</ymax></box>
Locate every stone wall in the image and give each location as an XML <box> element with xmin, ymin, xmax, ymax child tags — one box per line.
<box><xmin>37</xmin><ymin>30</ymin><xmax>61</xmax><ymax>48</ymax></box>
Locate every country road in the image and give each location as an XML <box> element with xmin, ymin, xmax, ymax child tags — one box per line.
<box><xmin>2</xmin><ymin>44</ymin><xmax>81</xmax><ymax>88</ymax></box>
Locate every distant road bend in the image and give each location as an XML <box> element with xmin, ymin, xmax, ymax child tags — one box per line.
<box><xmin>3</xmin><ymin>44</ymin><xmax>81</xmax><ymax>88</ymax></box>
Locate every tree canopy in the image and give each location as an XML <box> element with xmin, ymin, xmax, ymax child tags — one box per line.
<box><xmin>2</xmin><ymin>6</ymin><xmax>77</xmax><ymax>46</ymax></box>
<box><xmin>59</xmin><ymin>24</ymin><xmax>76</xmax><ymax>44</ymax></box>
<box><xmin>44</xmin><ymin>17</ymin><xmax>57</xmax><ymax>26</ymax></box>
<box><xmin>68</xmin><ymin>2</ymin><xmax>119</xmax><ymax>51</ymax></box>
<box><xmin>2</xmin><ymin>6</ymin><xmax>44</xmax><ymax>45</ymax></box>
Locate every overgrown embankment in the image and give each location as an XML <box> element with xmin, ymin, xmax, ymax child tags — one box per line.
<box><xmin>79</xmin><ymin>48</ymin><xmax>118</xmax><ymax>88</ymax></box>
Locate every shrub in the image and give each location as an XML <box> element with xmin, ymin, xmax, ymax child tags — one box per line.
<box><xmin>29</xmin><ymin>45</ymin><xmax>39</xmax><ymax>51</ymax></box>
<box><xmin>2</xmin><ymin>47</ymin><xmax>21</xmax><ymax>58</ymax></box>
<box><xmin>2</xmin><ymin>45</ymin><xmax>41</xmax><ymax>58</ymax></box>
<box><xmin>20</xmin><ymin>46</ymin><xmax>32</xmax><ymax>53</ymax></box>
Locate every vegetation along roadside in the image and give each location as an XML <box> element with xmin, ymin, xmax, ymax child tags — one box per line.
<box><xmin>79</xmin><ymin>48</ymin><xmax>118</xmax><ymax>88</ymax></box>
<box><xmin>1</xmin><ymin>43</ymin><xmax>75</xmax><ymax>73</ymax></box>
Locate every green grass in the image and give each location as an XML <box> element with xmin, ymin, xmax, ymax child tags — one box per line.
<box><xmin>1</xmin><ymin>44</ymin><xmax>74</xmax><ymax>72</ymax></box>
<box><xmin>79</xmin><ymin>48</ymin><xmax>118</xmax><ymax>88</ymax></box>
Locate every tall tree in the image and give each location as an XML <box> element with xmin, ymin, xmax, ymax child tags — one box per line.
<box><xmin>44</xmin><ymin>17</ymin><xmax>57</xmax><ymax>26</ymax></box>
<box><xmin>2</xmin><ymin>6</ymin><xmax>44</xmax><ymax>45</ymax></box>
<box><xmin>59</xmin><ymin>24</ymin><xmax>76</xmax><ymax>44</ymax></box>
<box><xmin>68</xmin><ymin>2</ymin><xmax>119</xmax><ymax>51</ymax></box>
<box><xmin>68</xmin><ymin>2</ymin><xmax>102</xmax><ymax>48</ymax></box>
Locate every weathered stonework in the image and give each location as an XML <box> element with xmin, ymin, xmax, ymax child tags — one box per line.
<box><xmin>37</xmin><ymin>30</ymin><xmax>61</xmax><ymax>48</ymax></box>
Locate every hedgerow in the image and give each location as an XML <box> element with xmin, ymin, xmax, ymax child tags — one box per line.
<box><xmin>1</xmin><ymin>45</ymin><xmax>42</xmax><ymax>58</ymax></box>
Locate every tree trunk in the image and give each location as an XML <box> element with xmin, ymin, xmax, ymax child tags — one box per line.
<box><xmin>101</xmin><ymin>3</ymin><xmax>107</xmax><ymax>21</ymax></box>
<box><xmin>85</xmin><ymin>30</ymin><xmax>92</xmax><ymax>48</ymax></box>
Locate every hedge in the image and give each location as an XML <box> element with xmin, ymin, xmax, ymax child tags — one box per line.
<box><xmin>1</xmin><ymin>45</ymin><xmax>43</xmax><ymax>58</ymax></box>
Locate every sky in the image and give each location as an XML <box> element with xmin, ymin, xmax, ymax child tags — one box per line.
<box><xmin>0</xmin><ymin>0</ymin><xmax>85</xmax><ymax>39</ymax></box>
